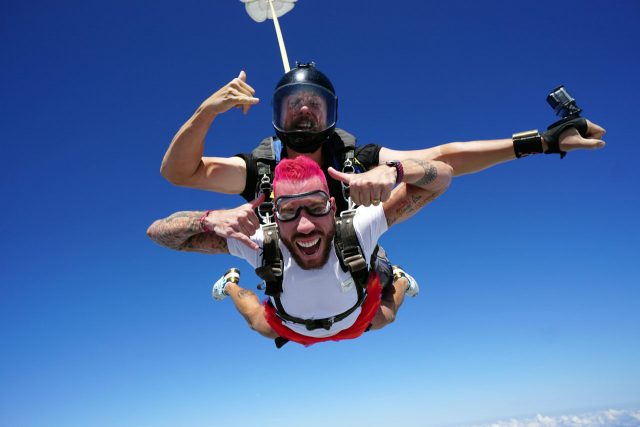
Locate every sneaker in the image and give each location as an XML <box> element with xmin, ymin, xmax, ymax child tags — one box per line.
<box><xmin>393</xmin><ymin>266</ymin><xmax>419</xmax><ymax>297</ymax></box>
<box><xmin>211</xmin><ymin>268</ymin><xmax>240</xmax><ymax>301</ymax></box>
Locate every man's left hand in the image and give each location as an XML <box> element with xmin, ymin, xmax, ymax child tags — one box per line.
<box><xmin>328</xmin><ymin>165</ymin><xmax>396</xmax><ymax>206</ymax></box>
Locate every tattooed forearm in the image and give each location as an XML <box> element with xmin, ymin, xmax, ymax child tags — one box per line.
<box><xmin>384</xmin><ymin>159</ymin><xmax>452</xmax><ymax>226</ymax></box>
<box><xmin>147</xmin><ymin>211</ymin><xmax>204</xmax><ymax>249</ymax></box>
<box><xmin>405</xmin><ymin>159</ymin><xmax>438</xmax><ymax>186</ymax></box>
<box><xmin>183</xmin><ymin>232</ymin><xmax>229</xmax><ymax>254</ymax></box>
<box><xmin>147</xmin><ymin>210</ymin><xmax>228</xmax><ymax>254</ymax></box>
<box><xmin>387</xmin><ymin>189</ymin><xmax>443</xmax><ymax>226</ymax></box>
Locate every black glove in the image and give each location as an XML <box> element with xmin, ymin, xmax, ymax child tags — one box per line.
<box><xmin>543</xmin><ymin>117</ymin><xmax>588</xmax><ymax>158</ymax></box>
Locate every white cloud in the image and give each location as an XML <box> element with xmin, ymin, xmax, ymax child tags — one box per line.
<box><xmin>470</xmin><ymin>409</ymin><xmax>640</xmax><ymax>427</ymax></box>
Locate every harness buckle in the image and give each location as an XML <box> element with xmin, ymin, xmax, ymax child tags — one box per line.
<box><xmin>257</xmin><ymin>173</ymin><xmax>275</xmax><ymax>223</ymax></box>
<box><xmin>340</xmin><ymin>158</ymin><xmax>354</xmax><ymax>204</ymax></box>
<box><xmin>305</xmin><ymin>316</ymin><xmax>335</xmax><ymax>331</ymax></box>
<box><xmin>323</xmin><ymin>317</ymin><xmax>335</xmax><ymax>330</ymax></box>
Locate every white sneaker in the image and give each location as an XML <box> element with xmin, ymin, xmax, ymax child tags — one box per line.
<box><xmin>211</xmin><ymin>268</ymin><xmax>240</xmax><ymax>301</ymax></box>
<box><xmin>393</xmin><ymin>266</ymin><xmax>419</xmax><ymax>297</ymax></box>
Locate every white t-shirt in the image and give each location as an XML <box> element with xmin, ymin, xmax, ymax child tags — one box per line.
<box><xmin>228</xmin><ymin>204</ymin><xmax>388</xmax><ymax>338</ymax></box>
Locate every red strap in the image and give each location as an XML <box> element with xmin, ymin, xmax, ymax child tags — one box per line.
<box><xmin>263</xmin><ymin>272</ymin><xmax>382</xmax><ymax>346</ymax></box>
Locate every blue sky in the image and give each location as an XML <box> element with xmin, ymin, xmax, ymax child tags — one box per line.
<box><xmin>1</xmin><ymin>1</ymin><xmax>639</xmax><ymax>426</ymax></box>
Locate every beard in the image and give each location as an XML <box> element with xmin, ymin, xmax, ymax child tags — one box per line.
<box><xmin>280</xmin><ymin>227</ymin><xmax>336</xmax><ymax>270</ymax></box>
<box><xmin>289</xmin><ymin>115</ymin><xmax>325</xmax><ymax>132</ymax></box>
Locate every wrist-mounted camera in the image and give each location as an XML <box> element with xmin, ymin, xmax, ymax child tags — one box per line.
<box><xmin>542</xmin><ymin>86</ymin><xmax>588</xmax><ymax>158</ymax></box>
<box><xmin>513</xmin><ymin>86</ymin><xmax>588</xmax><ymax>159</ymax></box>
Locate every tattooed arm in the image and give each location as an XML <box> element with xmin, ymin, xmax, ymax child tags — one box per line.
<box><xmin>147</xmin><ymin>196</ymin><xmax>265</xmax><ymax>253</ymax></box>
<box><xmin>146</xmin><ymin>210</ymin><xmax>229</xmax><ymax>254</ymax></box>
<box><xmin>381</xmin><ymin>158</ymin><xmax>453</xmax><ymax>226</ymax></box>
<box><xmin>328</xmin><ymin>159</ymin><xmax>452</xmax><ymax>226</ymax></box>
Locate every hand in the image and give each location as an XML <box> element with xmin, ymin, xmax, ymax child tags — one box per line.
<box><xmin>201</xmin><ymin>71</ymin><xmax>260</xmax><ymax>116</ymax></box>
<box><xmin>203</xmin><ymin>194</ymin><xmax>265</xmax><ymax>249</ymax></box>
<box><xmin>328</xmin><ymin>165</ymin><xmax>396</xmax><ymax>206</ymax></box>
<box><xmin>558</xmin><ymin>119</ymin><xmax>606</xmax><ymax>152</ymax></box>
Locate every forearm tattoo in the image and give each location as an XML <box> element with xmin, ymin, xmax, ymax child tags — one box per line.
<box><xmin>183</xmin><ymin>232</ymin><xmax>229</xmax><ymax>254</ymax></box>
<box><xmin>147</xmin><ymin>210</ymin><xmax>228</xmax><ymax>254</ymax></box>
<box><xmin>388</xmin><ymin>189</ymin><xmax>444</xmax><ymax>226</ymax></box>
<box><xmin>406</xmin><ymin>159</ymin><xmax>438</xmax><ymax>186</ymax></box>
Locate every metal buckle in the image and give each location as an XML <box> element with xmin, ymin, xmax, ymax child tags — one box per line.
<box><xmin>258</xmin><ymin>174</ymin><xmax>274</xmax><ymax>223</ymax></box>
<box><xmin>341</xmin><ymin>158</ymin><xmax>355</xmax><ymax>208</ymax></box>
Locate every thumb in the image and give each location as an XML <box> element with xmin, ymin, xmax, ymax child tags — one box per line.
<box><xmin>327</xmin><ymin>167</ymin><xmax>352</xmax><ymax>185</ymax></box>
<box><xmin>583</xmin><ymin>138</ymin><xmax>606</xmax><ymax>150</ymax></box>
<box><xmin>238</xmin><ymin>70</ymin><xmax>246</xmax><ymax>82</ymax></box>
<box><xmin>249</xmin><ymin>193</ymin><xmax>266</xmax><ymax>209</ymax></box>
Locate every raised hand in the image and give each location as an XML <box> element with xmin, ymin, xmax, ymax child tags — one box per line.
<box><xmin>201</xmin><ymin>71</ymin><xmax>260</xmax><ymax>116</ymax></box>
<box><xmin>327</xmin><ymin>165</ymin><xmax>396</xmax><ymax>206</ymax></box>
<box><xmin>202</xmin><ymin>194</ymin><xmax>265</xmax><ymax>249</ymax></box>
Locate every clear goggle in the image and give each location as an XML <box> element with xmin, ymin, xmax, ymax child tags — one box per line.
<box><xmin>274</xmin><ymin>190</ymin><xmax>332</xmax><ymax>222</ymax></box>
<box><xmin>272</xmin><ymin>83</ymin><xmax>337</xmax><ymax>133</ymax></box>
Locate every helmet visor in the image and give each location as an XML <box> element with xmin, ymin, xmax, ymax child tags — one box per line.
<box><xmin>273</xmin><ymin>83</ymin><xmax>337</xmax><ymax>133</ymax></box>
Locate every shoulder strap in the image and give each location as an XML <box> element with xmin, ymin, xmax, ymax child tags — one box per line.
<box><xmin>252</xmin><ymin>136</ymin><xmax>279</xmax><ymax>161</ymax></box>
<box><xmin>254</xmin><ymin>223</ymin><xmax>283</xmax><ymax>297</ymax></box>
<box><xmin>252</xmin><ymin>136</ymin><xmax>284</xmax><ymax>223</ymax></box>
<box><xmin>334</xmin><ymin>128</ymin><xmax>356</xmax><ymax>149</ymax></box>
<box><xmin>333</xmin><ymin>128</ymin><xmax>357</xmax><ymax>170</ymax></box>
<box><xmin>334</xmin><ymin>209</ymin><xmax>370</xmax><ymax>293</ymax></box>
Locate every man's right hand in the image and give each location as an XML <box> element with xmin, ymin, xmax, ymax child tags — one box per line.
<box><xmin>201</xmin><ymin>71</ymin><xmax>260</xmax><ymax>116</ymax></box>
<box><xmin>202</xmin><ymin>194</ymin><xmax>265</xmax><ymax>249</ymax></box>
<box><xmin>557</xmin><ymin>119</ymin><xmax>606</xmax><ymax>152</ymax></box>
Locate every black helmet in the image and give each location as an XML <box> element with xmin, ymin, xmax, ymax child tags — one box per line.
<box><xmin>272</xmin><ymin>62</ymin><xmax>338</xmax><ymax>153</ymax></box>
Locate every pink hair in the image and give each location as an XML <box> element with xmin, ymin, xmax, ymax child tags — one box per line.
<box><xmin>273</xmin><ymin>156</ymin><xmax>329</xmax><ymax>194</ymax></box>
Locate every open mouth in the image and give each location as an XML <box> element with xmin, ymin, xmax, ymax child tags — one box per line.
<box><xmin>294</xmin><ymin>118</ymin><xmax>316</xmax><ymax>130</ymax></box>
<box><xmin>295</xmin><ymin>236</ymin><xmax>321</xmax><ymax>256</ymax></box>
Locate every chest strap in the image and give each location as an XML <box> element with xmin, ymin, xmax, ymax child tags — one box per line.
<box><xmin>268</xmin><ymin>284</ymin><xmax>368</xmax><ymax>331</ymax></box>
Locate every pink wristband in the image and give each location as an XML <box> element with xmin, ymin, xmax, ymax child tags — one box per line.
<box><xmin>386</xmin><ymin>160</ymin><xmax>404</xmax><ymax>184</ymax></box>
<box><xmin>200</xmin><ymin>210</ymin><xmax>213</xmax><ymax>233</ymax></box>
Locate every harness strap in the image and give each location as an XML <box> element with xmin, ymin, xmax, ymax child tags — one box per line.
<box><xmin>254</xmin><ymin>223</ymin><xmax>283</xmax><ymax>297</ymax></box>
<box><xmin>334</xmin><ymin>210</ymin><xmax>370</xmax><ymax>289</ymax></box>
<box><xmin>268</xmin><ymin>287</ymin><xmax>368</xmax><ymax>331</ymax></box>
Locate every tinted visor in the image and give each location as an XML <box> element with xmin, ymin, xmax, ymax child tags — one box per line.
<box><xmin>274</xmin><ymin>190</ymin><xmax>332</xmax><ymax>222</ymax></box>
<box><xmin>273</xmin><ymin>83</ymin><xmax>337</xmax><ymax>133</ymax></box>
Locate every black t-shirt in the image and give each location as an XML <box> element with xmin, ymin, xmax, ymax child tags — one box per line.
<box><xmin>236</xmin><ymin>133</ymin><xmax>381</xmax><ymax>214</ymax></box>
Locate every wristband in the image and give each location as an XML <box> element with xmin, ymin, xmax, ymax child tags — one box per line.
<box><xmin>200</xmin><ymin>210</ymin><xmax>213</xmax><ymax>232</ymax></box>
<box><xmin>385</xmin><ymin>160</ymin><xmax>404</xmax><ymax>184</ymax></box>
<box><xmin>512</xmin><ymin>129</ymin><xmax>543</xmax><ymax>158</ymax></box>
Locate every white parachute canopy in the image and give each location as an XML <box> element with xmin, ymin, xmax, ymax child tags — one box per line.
<box><xmin>241</xmin><ymin>0</ymin><xmax>296</xmax><ymax>23</ymax></box>
<box><xmin>240</xmin><ymin>0</ymin><xmax>296</xmax><ymax>72</ymax></box>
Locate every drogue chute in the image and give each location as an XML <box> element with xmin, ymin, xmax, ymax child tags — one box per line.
<box><xmin>240</xmin><ymin>0</ymin><xmax>297</xmax><ymax>72</ymax></box>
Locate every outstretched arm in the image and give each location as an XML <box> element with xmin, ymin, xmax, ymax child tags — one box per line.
<box><xmin>147</xmin><ymin>196</ymin><xmax>264</xmax><ymax>253</ymax></box>
<box><xmin>379</xmin><ymin>120</ymin><xmax>606</xmax><ymax>176</ymax></box>
<box><xmin>160</xmin><ymin>71</ymin><xmax>259</xmax><ymax>193</ymax></box>
<box><xmin>146</xmin><ymin>210</ymin><xmax>230</xmax><ymax>254</ymax></box>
